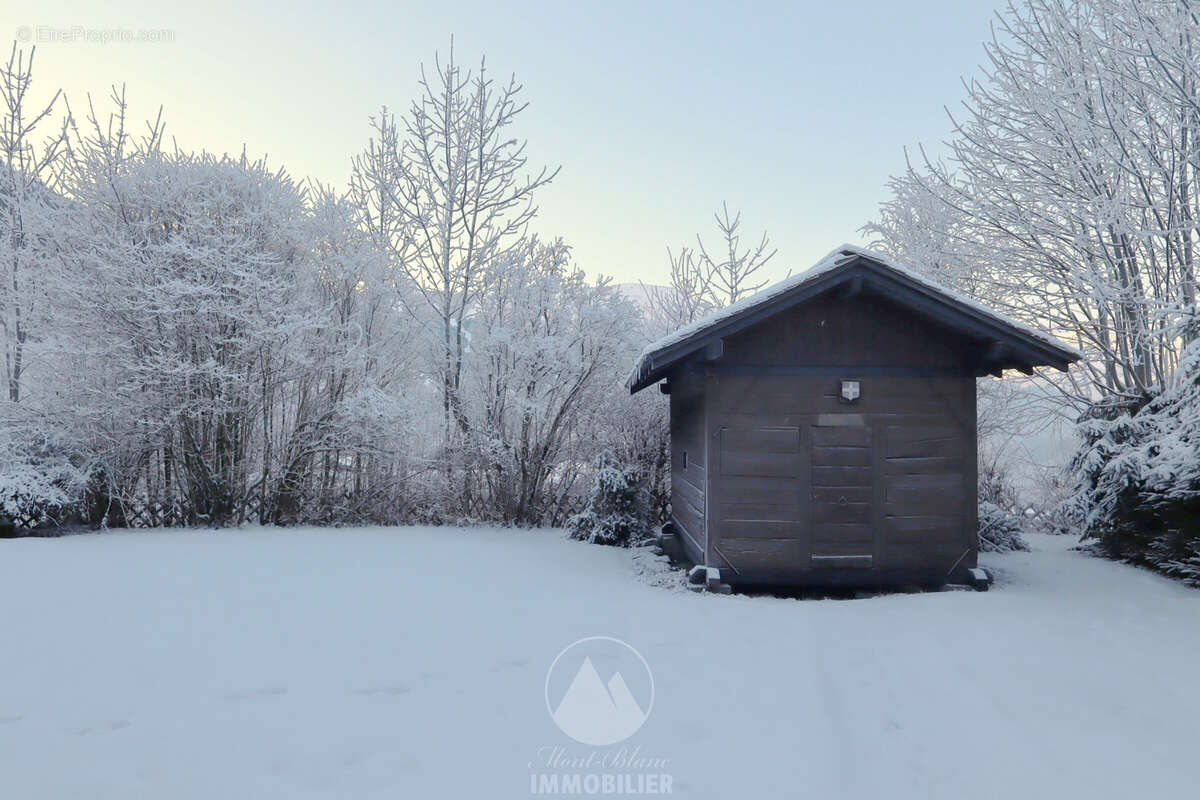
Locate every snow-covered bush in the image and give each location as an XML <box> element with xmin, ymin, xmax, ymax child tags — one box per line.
<box><xmin>0</xmin><ymin>465</ymin><xmax>75</xmax><ymax>528</ymax></box>
<box><xmin>977</xmin><ymin>501</ymin><xmax>1030</xmax><ymax>553</ymax></box>
<box><xmin>1061</xmin><ymin>339</ymin><xmax>1200</xmax><ymax>586</ymax></box>
<box><xmin>567</xmin><ymin>452</ymin><xmax>651</xmax><ymax>547</ymax></box>
<box><xmin>0</xmin><ymin>409</ymin><xmax>88</xmax><ymax>529</ymax></box>
<box><xmin>978</xmin><ymin>457</ymin><xmax>1021</xmax><ymax>511</ymax></box>
<box><xmin>462</xmin><ymin>239</ymin><xmax>643</xmax><ymax>526</ymax></box>
<box><xmin>602</xmin><ymin>388</ymin><xmax>670</xmax><ymax>525</ymax></box>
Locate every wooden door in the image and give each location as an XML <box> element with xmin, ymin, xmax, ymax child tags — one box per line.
<box><xmin>810</xmin><ymin>424</ymin><xmax>874</xmax><ymax>568</ymax></box>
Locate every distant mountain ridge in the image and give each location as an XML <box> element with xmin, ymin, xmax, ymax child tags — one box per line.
<box><xmin>615</xmin><ymin>283</ymin><xmax>663</xmax><ymax>311</ymax></box>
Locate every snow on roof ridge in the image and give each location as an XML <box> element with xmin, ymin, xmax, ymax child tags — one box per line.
<box><xmin>823</xmin><ymin>244</ymin><xmax>1083</xmax><ymax>357</ymax></box>
<box><xmin>629</xmin><ymin>243</ymin><xmax>1082</xmax><ymax>388</ymax></box>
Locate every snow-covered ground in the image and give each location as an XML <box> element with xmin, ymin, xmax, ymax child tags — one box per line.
<box><xmin>1</xmin><ymin>528</ymin><xmax>1196</xmax><ymax>799</ymax></box>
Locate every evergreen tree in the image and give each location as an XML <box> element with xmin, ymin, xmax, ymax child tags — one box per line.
<box><xmin>567</xmin><ymin>451</ymin><xmax>650</xmax><ymax>547</ymax></box>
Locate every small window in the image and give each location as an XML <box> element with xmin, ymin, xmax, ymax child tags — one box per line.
<box><xmin>681</xmin><ymin>450</ymin><xmax>688</xmax><ymax>470</ymax></box>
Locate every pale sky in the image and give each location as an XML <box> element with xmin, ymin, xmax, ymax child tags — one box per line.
<box><xmin>8</xmin><ymin>0</ymin><xmax>1000</xmax><ymax>285</ymax></box>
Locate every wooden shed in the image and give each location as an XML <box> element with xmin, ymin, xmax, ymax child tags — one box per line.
<box><xmin>629</xmin><ymin>245</ymin><xmax>1080</xmax><ymax>590</ymax></box>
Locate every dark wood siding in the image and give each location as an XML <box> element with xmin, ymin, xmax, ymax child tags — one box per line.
<box><xmin>692</xmin><ymin>292</ymin><xmax>979</xmax><ymax>583</ymax></box>
<box><xmin>712</xmin><ymin>425</ymin><xmax>805</xmax><ymax>570</ymax></box>
<box><xmin>669</xmin><ymin>370</ymin><xmax>707</xmax><ymax>562</ymax></box>
<box><xmin>720</xmin><ymin>292</ymin><xmax>975</xmax><ymax>368</ymax></box>
<box><xmin>882</xmin><ymin>424</ymin><xmax>971</xmax><ymax>568</ymax></box>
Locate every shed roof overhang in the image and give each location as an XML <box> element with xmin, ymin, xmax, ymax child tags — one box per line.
<box><xmin>629</xmin><ymin>246</ymin><xmax>1082</xmax><ymax>394</ymax></box>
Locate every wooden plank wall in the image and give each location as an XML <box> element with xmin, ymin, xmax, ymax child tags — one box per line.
<box><xmin>711</xmin><ymin>425</ymin><xmax>805</xmax><ymax>570</ymax></box>
<box><xmin>669</xmin><ymin>370</ymin><xmax>707</xmax><ymax>562</ymax></box>
<box><xmin>695</xmin><ymin>292</ymin><xmax>979</xmax><ymax>579</ymax></box>
<box><xmin>721</xmin><ymin>292</ymin><xmax>972</xmax><ymax>369</ymax></box>
<box><xmin>883</xmin><ymin>423</ymin><xmax>974</xmax><ymax>568</ymax></box>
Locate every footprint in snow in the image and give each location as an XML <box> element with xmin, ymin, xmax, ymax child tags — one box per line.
<box><xmin>68</xmin><ymin>720</ymin><xmax>130</xmax><ymax>735</ymax></box>
<box><xmin>355</xmin><ymin>684</ymin><xmax>411</xmax><ymax>697</ymax></box>
<box><xmin>224</xmin><ymin>687</ymin><xmax>288</xmax><ymax>701</ymax></box>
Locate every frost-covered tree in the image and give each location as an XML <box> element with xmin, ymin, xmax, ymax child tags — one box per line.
<box><xmin>56</xmin><ymin>105</ymin><xmax>435</xmax><ymax>528</ymax></box>
<box><xmin>0</xmin><ymin>44</ymin><xmax>68</xmax><ymax>403</ymax></box>
<box><xmin>641</xmin><ymin>245</ymin><xmax>715</xmax><ymax>338</ymax></box>
<box><xmin>697</xmin><ymin>202</ymin><xmax>777</xmax><ymax>306</ymax></box>
<box><xmin>646</xmin><ymin>204</ymin><xmax>777</xmax><ymax>337</ymax></box>
<box><xmin>267</xmin><ymin>185</ymin><xmax>423</xmax><ymax>525</ymax></box>
<box><xmin>350</xmin><ymin>44</ymin><xmax>559</xmax><ymax>450</ymax></box>
<box><xmin>62</xmin><ymin>133</ymin><xmax>311</xmax><ymax>523</ymax></box>
<box><xmin>867</xmin><ymin>0</ymin><xmax>1200</xmax><ymax>408</ymax></box>
<box><xmin>0</xmin><ymin>43</ymin><xmax>667</xmax><ymax>534</ymax></box>
<box><xmin>466</xmin><ymin>237</ymin><xmax>641</xmax><ymax>524</ymax></box>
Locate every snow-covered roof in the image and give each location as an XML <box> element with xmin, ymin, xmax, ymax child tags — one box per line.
<box><xmin>629</xmin><ymin>244</ymin><xmax>1082</xmax><ymax>393</ymax></box>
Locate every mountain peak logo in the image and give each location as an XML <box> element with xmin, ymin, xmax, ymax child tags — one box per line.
<box><xmin>545</xmin><ymin>637</ymin><xmax>654</xmax><ymax>746</ymax></box>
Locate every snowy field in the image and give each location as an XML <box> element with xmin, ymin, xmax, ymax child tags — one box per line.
<box><xmin>1</xmin><ymin>527</ymin><xmax>1197</xmax><ymax>799</ymax></box>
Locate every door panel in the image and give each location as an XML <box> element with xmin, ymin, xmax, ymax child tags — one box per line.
<box><xmin>810</xmin><ymin>424</ymin><xmax>874</xmax><ymax>567</ymax></box>
<box><xmin>883</xmin><ymin>424</ymin><xmax>966</xmax><ymax>560</ymax></box>
<box><xmin>715</xmin><ymin>427</ymin><xmax>805</xmax><ymax>569</ymax></box>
